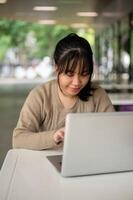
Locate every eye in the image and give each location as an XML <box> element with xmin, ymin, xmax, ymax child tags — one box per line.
<box><xmin>81</xmin><ymin>71</ymin><xmax>89</xmax><ymax>77</ymax></box>
<box><xmin>66</xmin><ymin>71</ymin><xmax>74</xmax><ymax>77</ymax></box>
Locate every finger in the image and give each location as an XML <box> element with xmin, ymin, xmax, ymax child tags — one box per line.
<box><xmin>55</xmin><ymin>134</ymin><xmax>63</xmax><ymax>144</ymax></box>
<box><xmin>59</xmin><ymin>131</ymin><xmax>64</xmax><ymax>139</ymax></box>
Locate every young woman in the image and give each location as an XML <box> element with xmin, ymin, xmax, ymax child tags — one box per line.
<box><xmin>13</xmin><ymin>33</ymin><xmax>114</xmax><ymax>150</ymax></box>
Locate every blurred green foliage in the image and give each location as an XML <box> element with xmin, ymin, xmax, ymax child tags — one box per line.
<box><xmin>0</xmin><ymin>19</ymin><xmax>95</xmax><ymax>62</ymax></box>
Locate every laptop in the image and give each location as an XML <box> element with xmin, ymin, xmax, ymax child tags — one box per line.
<box><xmin>47</xmin><ymin>112</ymin><xmax>133</xmax><ymax>177</ymax></box>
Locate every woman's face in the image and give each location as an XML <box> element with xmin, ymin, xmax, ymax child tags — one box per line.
<box><xmin>57</xmin><ymin>63</ymin><xmax>90</xmax><ymax>98</ymax></box>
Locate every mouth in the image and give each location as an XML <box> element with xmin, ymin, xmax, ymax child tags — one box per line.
<box><xmin>69</xmin><ymin>87</ymin><xmax>81</xmax><ymax>93</ymax></box>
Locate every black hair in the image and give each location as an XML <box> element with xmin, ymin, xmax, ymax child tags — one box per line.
<box><xmin>53</xmin><ymin>33</ymin><xmax>94</xmax><ymax>101</ymax></box>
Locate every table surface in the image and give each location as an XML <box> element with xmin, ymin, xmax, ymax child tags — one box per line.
<box><xmin>109</xmin><ymin>93</ymin><xmax>133</xmax><ymax>105</ymax></box>
<box><xmin>1</xmin><ymin>149</ymin><xmax>133</xmax><ymax>200</ymax></box>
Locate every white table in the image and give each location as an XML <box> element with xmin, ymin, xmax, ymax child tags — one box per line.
<box><xmin>109</xmin><ymin>93</ymin><xmax>133</xmax><ymax>105</ymax></box>
<box><xmin>0</xmin><ymin>149</ymin><xmax>133</xmax><ymax>200</ymax></box>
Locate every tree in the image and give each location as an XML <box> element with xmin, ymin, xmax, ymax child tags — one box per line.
<box><xmin>31</xmin><ymin>24</ymin><xmax>75</xmax><ymax>58</ymax></box>
<box><xmin>0</xmin><ymin>19</ymin><xmax>75</xmax><ymax>63</ymax></box>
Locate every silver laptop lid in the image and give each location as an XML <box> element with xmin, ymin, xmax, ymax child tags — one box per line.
<box><xmin>61</xmin><ymin>112</ymin><xmax>133</xmax><ymax>177</ymax></box>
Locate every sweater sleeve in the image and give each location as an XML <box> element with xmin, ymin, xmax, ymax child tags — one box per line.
<box><xmin>93</xmin><ymin>86</ymin><xmax>115</xmax><ymax>112</ymax></box>
<box><xmin>12</xmin><ymin>87</ymin><xmax>60</xmax><ymax>150</ymax></box>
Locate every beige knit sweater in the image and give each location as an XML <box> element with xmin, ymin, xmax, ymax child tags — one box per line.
<box><xmin>12</xmin><ymin>79</ymin><xmax>114</xmax><ymax>150</ymax></box>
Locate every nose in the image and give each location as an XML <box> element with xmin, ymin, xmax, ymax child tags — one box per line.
<box><xmin>72</xmin><ymin>74</ymin><xmax>80</xmax><ymax>85</ymax></box>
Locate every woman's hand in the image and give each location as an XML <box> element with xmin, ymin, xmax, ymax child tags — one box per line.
<box><xmin>53</xmin><ymin>127</ymin><xmax>65</xmax><ymax>144</ymax></box>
